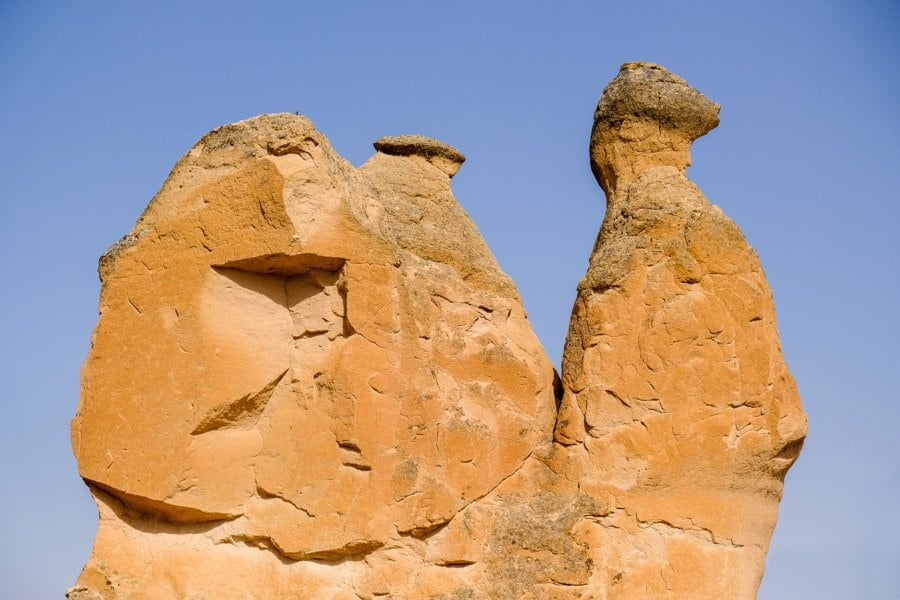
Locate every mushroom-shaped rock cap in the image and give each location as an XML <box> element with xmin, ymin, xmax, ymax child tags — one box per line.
<box><xmin>590</xmin><ymin>63</ymin><xmax>720</xmax><ymax>194</ymax></box>
<box><xmin>594</xmin><ymin>62</ymin><xmax>720</xmax><ymax>139</ymax></box>
<box><xmin>374</xmin><ymin>134</ymin><xmax>466</xmax><ymax>177</ymax></box>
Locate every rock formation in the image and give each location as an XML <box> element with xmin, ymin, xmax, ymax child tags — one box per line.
<box><xmin>70</xmin><ymin>63</ymin><xmax>806</xmax><ymax>599</ymax></box>
<box><xmin>554</xmin><ymin>62</ymin><xmax>808</xmax><ymax>597</ymax></box>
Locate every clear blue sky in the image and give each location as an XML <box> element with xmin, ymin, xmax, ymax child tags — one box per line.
<box><xmin>2</xmin><ymin>1</ymin><xmax>898</xmax><ymax>597</ymax></box>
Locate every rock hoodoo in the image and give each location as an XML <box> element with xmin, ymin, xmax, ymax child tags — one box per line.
<box><xmin>557</xmin><ymin>61</ymin><xmax>808</xmax><ymax>597</ymax></box>
<box><xmin>70</xmin><ymin>63</ymin><xmax>806</xmax><ymax>599</ymax></box>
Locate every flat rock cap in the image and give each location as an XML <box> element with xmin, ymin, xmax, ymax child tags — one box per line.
<box><xmin>595</xmin><ymin>62</ymin><xmax>720</xmax><ymax>140</ymax></box>
<box><xmin>373</xmin><ymin>135</ymin><xmax>466</xmax><ymax>165</ymax></box>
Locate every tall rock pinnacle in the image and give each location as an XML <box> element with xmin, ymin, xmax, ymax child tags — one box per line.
<box><xmin>557</xmin><ymin>62</ymin><xmax>808</xmax><ymax>597</ymax></box>
<box><xmin>69</xmin><ymin>64</ymin><xmax>806</xmax><ymax>600</ymax></box>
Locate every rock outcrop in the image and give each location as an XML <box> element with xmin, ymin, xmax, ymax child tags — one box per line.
<box><xmin>70</xmin><ymin>63</ymin><xmax>806</xmax><ymax>599</ymax></box>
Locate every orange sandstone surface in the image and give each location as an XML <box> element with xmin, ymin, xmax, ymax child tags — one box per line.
<box><xmin>69</xmin><ymin>63</ymin><xmax>806</xmax><ymax>599</ymax></box>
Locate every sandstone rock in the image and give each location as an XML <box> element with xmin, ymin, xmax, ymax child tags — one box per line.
<box><xmin>71</xmin><ymin>115</ymin><xmax>556</xmax><ymax>597</ymax></box>
<box><xmin>71</xmin><ymin>63</ymin><xmax>806</xmax><ymax>599</ymax></box>
<box><xmin>557</xmin><ymin>62</ymin><xmax>808</xmax><ymax>597</ymax></box>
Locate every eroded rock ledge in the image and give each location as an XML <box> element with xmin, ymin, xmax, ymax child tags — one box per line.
<box><xmin>70</xmin><ymin>63</ymin><xmax>806</xmax><ymax>600</ymax></box>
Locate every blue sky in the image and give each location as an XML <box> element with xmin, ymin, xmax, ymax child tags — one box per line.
<box><xmin>1</xmin><ymin>1</ymin><xmax>898</xmax><ymax>597</ymax></box>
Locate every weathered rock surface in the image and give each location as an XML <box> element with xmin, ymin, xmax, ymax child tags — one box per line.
<box><xmin>556</xmin><ymin>62</ymin><xmax>808</xmax><ymax>597</ymax></box>
<box><xmin>70</xmin><ymin>63</ymin><xmax>806</xmax><ymax>599</ymax></box>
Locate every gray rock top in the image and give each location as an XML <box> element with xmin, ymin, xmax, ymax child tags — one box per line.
<box><xmin>594</xmin><ymin>62</ymin><xmax>720</xmax><ymax>140</ymax></box>
<box><xmin>373</xmin><ymin>135</ymin><xmax>466</xmax><ymax>165</ymax></box>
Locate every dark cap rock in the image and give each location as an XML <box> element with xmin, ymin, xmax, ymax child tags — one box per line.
<box><xmin>594</xmin><ymin>62</ymin><xmax>720</xmax><ymax>141</ymax></box>
<box><xmin>374</xmin><ymin>135</ymin><xmax>466</xmax><ymax>177</ymax></box>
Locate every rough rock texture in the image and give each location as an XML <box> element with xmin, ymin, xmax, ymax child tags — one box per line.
<box><xmin>555</xmin><ymin>62</ymin><xmax>808</xmax><ymax>597</ymax></box>
<box><xmin>70</xmin><ymin>63</ymin><xmax>806</xmax><ymax>599</ymax></box>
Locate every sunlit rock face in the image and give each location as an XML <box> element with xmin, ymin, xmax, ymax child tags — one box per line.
<box><xmin>556</xmin><ymin>62</ymin><xmax>808</xmax><ymax>598</ymax></box>
<box><xmin>69</xmin><ymin>114</ymin><xmax>557</xmax><ymax>598</ymax></box>
<box><xmin>70</xmin><ymin>64</ymin><xmax>805</xmax><ymax>600</ymax></box>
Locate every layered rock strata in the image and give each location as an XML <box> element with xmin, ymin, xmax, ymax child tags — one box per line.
<box><xmin>70</xmin><ymin>63</ymin><xmax>806</xmax><ymax>599</ymax></box>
